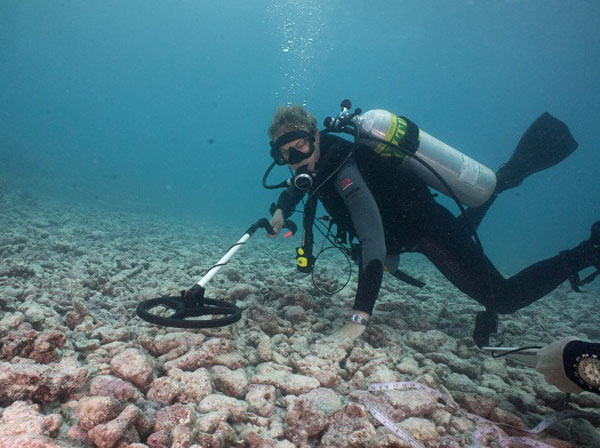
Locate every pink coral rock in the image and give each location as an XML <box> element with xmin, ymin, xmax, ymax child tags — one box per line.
<box><xmin>251</xmin><ymin>362</ymin><xmax>319</xmax><ymax>395</ymax></box>
<box><xmin>110</xmin><ymin>348</ymin><xmax>155</xmax><ymax>390</ymax></box>
<box><xmin>240</xmin><ymin>430</ymin><xmax>278</xmax><ymax>448</ymax></box>
<box><xmin>146</xmin><ymin>376</ymin><xmax>181</xmax><ymax>405</ymax></box>
<box><xmin>163</xmin><ymin>338</ymin><xmax>243</xmax><ymax>371</ymax></box>
<box><xmin>0</xmin><ymin>357</ymin><xmax>87</xmax><ymax>405</ymax></box>
<box><xmin>0</xmin><ymin>323</ymin><xmax>66</xmax><ymax>364</ymax></box>
<box><xmin>0</xmin><ymin>401</ymin><xmax>62</xmax><ymax>437</ymax></box>
<box><xmin>146</xmin><ymin>429</ymin><xmax>170</xmax><ymax>447</ymax></box>
<box><xmin>248</xmin><ymin>305</ymin><xmax>283</xmax><ymax>335</ymax></box>
<box><xmin>89</xmin><ymin>375</ymin><xmax>142</xmax><ymax>402</ymax></box>
<box><xmin>298</xmin><ymin>388</ymin><xmax>343</xmax><ymax>416</ymax></box>
<box><xmin>256</xmin><ymin>337</ymin><xmax>273</xmax><ymax>362</ymax></box>
<box><xmin>76</xmin><ymin>396</ymin><xmax>121</xmax><ymax>430</ymax></box>
<box><xmin>196</xmin><ymin>421</ymin><xmax>235</xmax><ymax>447</ymax></box>
<box><xmin>92</xmin><ymin>326</ymin><xmax>130</xmax><ymax>344</ymax></box>
<box><xmin>0</xmin><ymin>323</ymin><xmax>38</xmax><ymax>361</ymax></box>
<box><xmin>320</xmin><ymin>403</ymin><xmax>377</xmax><ymax>448</ymax></box>
<box><xmin>283</xmin><ymin>305</ymin><xmax>307</xmax><ymax>324</ymax></box>
<box><xmin>399</xmin><ymin>417</ymin><xmax>439</xmax><ymax>444</ymax></box>
<box><xmin>290</xmin><ymin>354</ymin><xmax>342</xmax><ymax>387</ymax></box>
<box><xmin>198</xmin><ymin>394</ymin><xmax>248</xmax><ymax>422</ymax></box>
<box><xmin>245</xmin><ymin>384</ymin><xmax>277</xmax><ymax>417</ymax></box>
<box><xmin>153</xmin><ymin>403</ymin><xmax>196</xmax><ymax>433</ymax></box>
<box><xmin>169</xmin><ymin>368</ymin><xmax>213</xmax><ymax>404</ymax></box>
<box><xmin>459</xmin><ymin>393</ymin><xmax>499</xmax><ymax>418</ymax></box>
<box><xmin>171</xmin><ymin>423</ymin><xmax>194</xmax><ymax>448</ymax></box>
<box><xmin>66</xmin><ymin>424</ymin><xmax>91</xmax><ymax>445</ymax></box>
<box><xmin>87</xmin><ymin>404</ymin><xmax>141</xmax><ymax>448</ymax></box>
<box><xmin>138</xmin><ymin>331</ymin><xmax>205</xmax><ymax>358</ymax></box>
<box><xmin>385</xmin><ymin>389</ymin><xmax>439</xmax><ymax>420</ymax></box>
<box><xmin>31</xmin><ymin>330</ymin><xmax>67</xmax><ymax>364</ymax></box>
<box><xmin>285</xmin><ymin>397</ymin><xmax>329</xmax><ymax>446</ymax></box>
<box><xmin>0</xmin><ymin>434</ymin><xmax>66</xmax><ymax>448</ymax></box>
<box><xmin>210</xmin><ymin>366</ymin><xmax>249</xmax><ymax>398</ymax></box>
<box><xmin>197</xmin><ymin>411</ymin><xmax>230</xmax><ymax>433</ymax></box>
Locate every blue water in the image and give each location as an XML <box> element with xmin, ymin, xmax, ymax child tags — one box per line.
<box><xmin>1</xmin><ymin>0</ymin><xmax>599</xmax><ymax>272</ymax></box>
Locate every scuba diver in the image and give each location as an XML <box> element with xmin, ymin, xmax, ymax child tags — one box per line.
<box><xmin>264</xmin><ymin>104</ymin><xmax>600</xmax><ymax>347</ymax></box>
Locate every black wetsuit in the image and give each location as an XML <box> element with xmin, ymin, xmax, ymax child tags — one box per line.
<box><xmin>275</xmin><ymin>134</ymin><xmax>596</xmax><ymax>317</ymax></box>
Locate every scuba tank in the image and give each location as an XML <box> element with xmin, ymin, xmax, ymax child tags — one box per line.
<box><xmin>355</xmin><ymin>109</ymin><xmax>497</xmax><ymax>208</ymax></box>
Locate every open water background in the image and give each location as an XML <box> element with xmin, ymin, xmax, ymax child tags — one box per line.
<box><xmin>1</xmin><ymin>0</ymin><xmax>599</xmax><ymax>272</ymax></box>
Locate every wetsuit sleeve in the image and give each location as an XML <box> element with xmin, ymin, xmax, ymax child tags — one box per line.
<box><xmin>563</xmin><ymin>340</ymin><xmax>600</xmax><ymax>394</ymax></box>
<box><xmin>275</xmin><ymin>185</ymin><xmax>305</xmax><ymax>219</ymax></box>
<box><xmin>334</xmin><ymin>160</ymin><xmax>385</xmax><ymax>315</ymax></box>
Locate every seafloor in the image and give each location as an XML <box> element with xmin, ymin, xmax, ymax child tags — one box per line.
<box><xmin>1</xmin><ymin>190</ymin><xmax>599</xmax><ymax>448</ymax></box>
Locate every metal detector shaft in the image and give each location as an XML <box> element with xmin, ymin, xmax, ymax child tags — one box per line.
<box><xmin>196</xmin><ymin>217</ymin><xmax>297</xmax><ymax>289</ymax></box>
<box><xmin>482</xmin><ymin>346</ymin><xmax>541</xmax><ymax>367</ymax></box>
<box><xmin>198</xmin><ymin>233</ymin><xmax>251</xmax><ymax>288</ymax></box>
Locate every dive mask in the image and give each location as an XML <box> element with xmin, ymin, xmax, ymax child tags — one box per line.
<box><xmin>269</xmin><ymin>130</ymin><xmax>315</xmax><ymax>166</ymax></box>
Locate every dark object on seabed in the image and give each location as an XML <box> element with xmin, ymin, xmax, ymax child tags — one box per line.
<box><xmin>136</xmin><ymin>286</ymin><xmax>241</xmax><ymax>329</ymax></box>
<box><xmin>390</xmin><ymin>269</ymin><xmax>426</xmax><ymax>288</ymax></box>
<box><xmin>473</xmin><ymin>310</ymin><xmax>499</xmax><ymax>348</ymax></box>
<box><xmin>463</xmin><ymin>112</ymin><xmax>578</xmax><ymax>229</ymax></box>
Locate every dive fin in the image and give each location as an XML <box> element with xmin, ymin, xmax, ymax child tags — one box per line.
<box><xmin>462</xmin><ymin>112</ymin><xmax>578</xmax><ymax>230</ymax></box>
<box><xmin>495</xmin><ymin>112</ymin><xmax>578</xmax><ymax>194</ymax></box>
<box><xmin>390</xmin><ymin>269</ymin><xmax>426</xmax><ymax>288</ymax></box>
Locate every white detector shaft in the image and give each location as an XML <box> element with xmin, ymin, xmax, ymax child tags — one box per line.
<box><xmin>197</xmin><ymin>233</ymin><xmax>251</xmax><ymax>288</ymax></box>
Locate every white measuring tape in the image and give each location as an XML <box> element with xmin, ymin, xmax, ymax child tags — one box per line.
<box><xmin>361</xmin><ymin>399</ymin><xmax>425</xmax><ymax>448</ymax></box>
<box><xmin>367</xmin><ymin>381</ymin><xmax>459</xmax><ymax>408</ymax></box>
<box><xmin>363</xmin><ymin>382</ymin><xmax>600</xmax><ymax>448</ymax></box>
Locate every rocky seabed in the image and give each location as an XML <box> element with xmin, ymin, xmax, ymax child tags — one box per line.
<box><xmin>1</xmin><ymin>193</ymin><xmax>599</xmax><ymax>447</ymax></box>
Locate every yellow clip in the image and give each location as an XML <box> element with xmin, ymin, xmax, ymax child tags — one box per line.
<box><xmin>297</xmin><ymin>257</ymin><xmax>308</xmax><ymax>267</ymax></box>
<box><xmin>297</xmin><ymin>247</ymin><xmax>305</xmax><ymax>256</ymax></box>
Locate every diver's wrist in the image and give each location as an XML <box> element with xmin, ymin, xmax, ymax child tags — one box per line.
<box><xmin>350</xmin><ymin>311</ymin><xmax>370</xmax><ymax>326</ymax></box>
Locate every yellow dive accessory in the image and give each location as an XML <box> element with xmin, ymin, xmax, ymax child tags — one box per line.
<box><xmin>296</xmin><ymin>246</ymin><xmax>314</xmax><ymax>273</ymax></box>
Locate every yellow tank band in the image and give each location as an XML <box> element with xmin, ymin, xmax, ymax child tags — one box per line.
<box><xmin>374</xmin><ymin>115</ymin><xmax>420</xmax><ymax>160</ymax></box>
<box><xmin>297</xmin><ymin>248</ymin><xmax>304</xmax><ymax>256</ymax></box>
<box><xmin>297</xmin><ymin>257</ymin><xmax>308</xmax><ymax>267</ymax></box>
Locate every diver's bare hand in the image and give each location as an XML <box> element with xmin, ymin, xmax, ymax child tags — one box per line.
<box><xmin>268</xmin><ymin>209</ymin><xmax>284</xmax><ymax>238</ymax></box>
<box><xmin>325</xmin><ymin>322</ymin><xmax>367</xmax><ymax>342</ymax></box>
<box><xmin>321</xmin><ymin>312</ymin><xmax>370</xmax><ymax>343</ymax></box>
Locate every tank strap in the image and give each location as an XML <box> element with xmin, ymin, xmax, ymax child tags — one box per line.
<box><xmin>398</xmin><ymin>116</ymin><xmax>420</xmax><ymax>154</ymax></box>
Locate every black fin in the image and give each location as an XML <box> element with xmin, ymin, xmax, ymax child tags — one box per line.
<box><xmin>390</xmin><ymin>269</ymin><xmax>426</xmax><ymax>288</ymax></box>
<box><xmin>495</xmin><ymin>112</ymin><xmax>578</xmax><ymax>194</ymax></box>
<box><xmin>460</xmin><ymin>112</ymin><xmax>578</xmax><ymax>230</ymax></box>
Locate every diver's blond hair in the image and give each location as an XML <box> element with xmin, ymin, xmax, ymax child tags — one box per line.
<box><xmin>268</xmin><ymin>105</ymin><xmax>317</xmax><ymax>141</ymax></box>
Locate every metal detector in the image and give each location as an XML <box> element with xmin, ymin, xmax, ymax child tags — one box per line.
<box><xmin>136</xmin><ymin>217</ymin><xmax>296</xmax><ymax>329</ymax></box>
